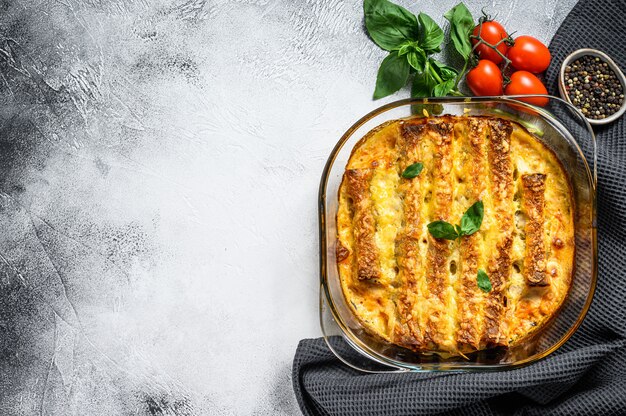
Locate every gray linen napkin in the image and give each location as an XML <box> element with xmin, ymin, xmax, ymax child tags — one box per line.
<box><xmin>293</xmin><ymin>0</ymin><xmax>626</xmax><ymax>414</ymax></box>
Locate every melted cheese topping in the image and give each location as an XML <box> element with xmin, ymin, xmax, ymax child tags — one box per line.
<box><xmin>336</xmin><ymin>115</ymin><xmax>574</xmax><ymax>356</ymax></box>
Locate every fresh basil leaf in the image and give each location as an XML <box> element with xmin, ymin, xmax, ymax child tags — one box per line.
<box><xmin>427</xmin><ymin>220</ymin><xmax>459</xmax><ymax>240</ymax></box>
<box><xmin>444</xmin><ymin>3</ymin><xmax>474</xmax><ymax>60</ymax></box>
<box><xmin>406</xmin><ymin>49</ymin><xmax>426</xmax><ymax>71</ymax></box>
<box><xmin>430</xmin><ymin>59</ymin><xmax>459</xmax><ymax>81</ymax></box>
<box><xmin>364</xmin><ymin>0</ymin><xmax>420</xmax><ymax>51</ymax></box>
<box><xmin>411</xmin><ymin>62</ymin><xmax>436</xmax><ymax>98</ymax></box>
<box><xmin>401</xmin><ymin>162</ymin><xmax>423</xmax><ymax>178</ymax></box>
<box><xmin>397</xmin><ymin>42</ymin><xmax>411</xmax><ymax>56</ymax></box>
<box><xmin>460</xmin><ymin>200</ymin><xmax>484</xmax><ymax>236</ymax></box>
<box><xmin>433</xmin><ymin>78</ymin><xmax>456</xmax><ymax>96</ymax></box>
<box><xmin>455</xmin><ymin>224</ymin><xmax>462</xmax><ymax>236</ymax></box>
<box><xmin>411</xmin><ymin>61</ymin><xmax>443</xmax><ymax>114</ymax></box>
<box><xmin>477</xmin><ymin>269</ymin><xmax>492</xmax><ymax>292</ymax></box>
<box><xmin>373</xmin><ymin>51</ymin><xmax>411</xmax><ymax>99</ymax></box>
<box><xmin>397</xmin><ymin>40</ymin><xmax>418</xmax><ymax>56</ymax></box>
<box><xmin>418</xmin><ymin>12</ymin><xmax>444</xmax><ymax>53</ymax></box>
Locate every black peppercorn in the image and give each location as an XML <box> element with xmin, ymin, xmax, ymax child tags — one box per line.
<box><xmin>564</xmin><ymin>55</ymin><xmax>624</xmax><ymax>120</ymax></box>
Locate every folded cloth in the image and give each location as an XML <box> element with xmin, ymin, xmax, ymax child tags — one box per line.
<box><xmin>293</xmin><ymin>0</ymin><xmax>626</xmax><ymax>414</ymax></box>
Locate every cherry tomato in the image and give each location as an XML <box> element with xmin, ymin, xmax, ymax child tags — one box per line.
<box><xmin>504</xmin><ymin>71</ymin><xmax>549</xmax><ymax>106</ymax></box>
<box><xmin>466</xmin><ymin>60</ymin><xmax>503</xmax><ymax>96</ymax></box>
<box><xmin>507</xmin><ymin>35</ymin><xmax>551</xmax><ymax>73</ymax></box>
<box><xmin>472</xmin><ymin>20</ymin><xmax>509</xmax><ymax>64</ymax></box>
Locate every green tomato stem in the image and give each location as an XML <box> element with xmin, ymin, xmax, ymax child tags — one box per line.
<box><xmin>469</xmin><ymin>19</ymin><xmax>513</xmax><ymax>71</ymax></box>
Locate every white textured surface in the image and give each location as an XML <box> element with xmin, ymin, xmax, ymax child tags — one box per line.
<box><xmin>0</xmin><ymin>0</ymin><xmax>576</xmax><ymax>414</ymax></box>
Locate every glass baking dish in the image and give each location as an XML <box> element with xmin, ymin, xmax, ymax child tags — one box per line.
<box><xmin>318</xmin><ymin>96</ymin><xmax>597</xmax><ymax>372</ymax></box>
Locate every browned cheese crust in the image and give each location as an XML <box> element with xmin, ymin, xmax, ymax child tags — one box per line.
<box><xmin>345</xmin><ymin>169</ymin><xmax>381</xmax><ymax>281</ymax></box>
<box><xmin>482</xmin><ymin>119</ymin><xmax>514</xmax><ymax>348</ymax></box>
<box><xmin>392</xmin><ymin>122</ymin><xmax>427</xmax><ymax>349</ymax></box>
<box><xmin>456</xmin><ymin>118</ymin><xmax>488</xmax><ymax>351</ymax></box>
<box><xmin>522</xmin><ymin>173</ymin><xmax>549</xmax><ymax>286</ymax></box>
<box><xmin>335</xmin><ymin>115</ymin><xmax>575</xmax><ymax>356</ymax></box>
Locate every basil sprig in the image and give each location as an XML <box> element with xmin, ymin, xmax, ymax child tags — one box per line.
<box><xmin>427</xmin><ymin>200</ymin><xmax>484</xmax><ymax>240</ymax></box>
<box><xmin>364</xmin><ymin>0</ymin><xmax>475</xmax><ymax>100</ymax></box>
<box><xmin>373</xmin><ymin>51</ymin><xmax>411</xmax><ymax>99</ymax></box>
<box><xmin>417</xmin><ymin>13</ymin><xmax>444</xmax><ymax>53</ymax></box>
<box><xmin>412</xmin><ymin>59</ymin><xmax>459</xmax><ymax>98</ymax></box>
<box><xmin>401</xmin><ymin>162</ymin><xmax>424</xmax><ymax>179</ymax></box>
<box><xmin>444</xmin><ymin>3</ymin><xmax>474</xmax><ymax>61</ymax></box>
<box><xmin>364</xmin><ymin>0</ymin><xmax>419</xmax><ymax>51</ymax></box>
<box><xmin>444</xmin><ymin>3</ymin><xmax>475</xmax><ymax>86</ymax></box>
<box><xmin>477</xmin><ymin>269</ymin><xmax>492</xmax><ymax>292</ymax></box>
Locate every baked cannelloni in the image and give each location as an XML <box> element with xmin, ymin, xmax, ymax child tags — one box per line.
<box><xmin>336</xmin><ymin>115</ymin><xmax>574</xmax><ymax>356</ymax></box>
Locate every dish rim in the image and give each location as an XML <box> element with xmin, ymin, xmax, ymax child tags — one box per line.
<box><xmin>318</xmin><ymin>95</ymin><xmax>598</xmax><ymax>372</ymax></box>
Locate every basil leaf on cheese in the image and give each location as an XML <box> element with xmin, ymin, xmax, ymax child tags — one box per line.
<box><xmin>401</xmin><ymin>162</ymin><xmax>424</xmax><ymax>178</ymax></box>
<box><xmin>427</xmin><ymin>220</ymin><xmax>459</xmax><ymax>240</ymax></box>
<box><xmin>460</xmin><ymin>200</ymin><xmax>484</xmax><ymax>236</ymax></box>
<box><xmin>477</xmin><ymin>269</ymin><xmax>492</xmax><ymax>292</ymax></box>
